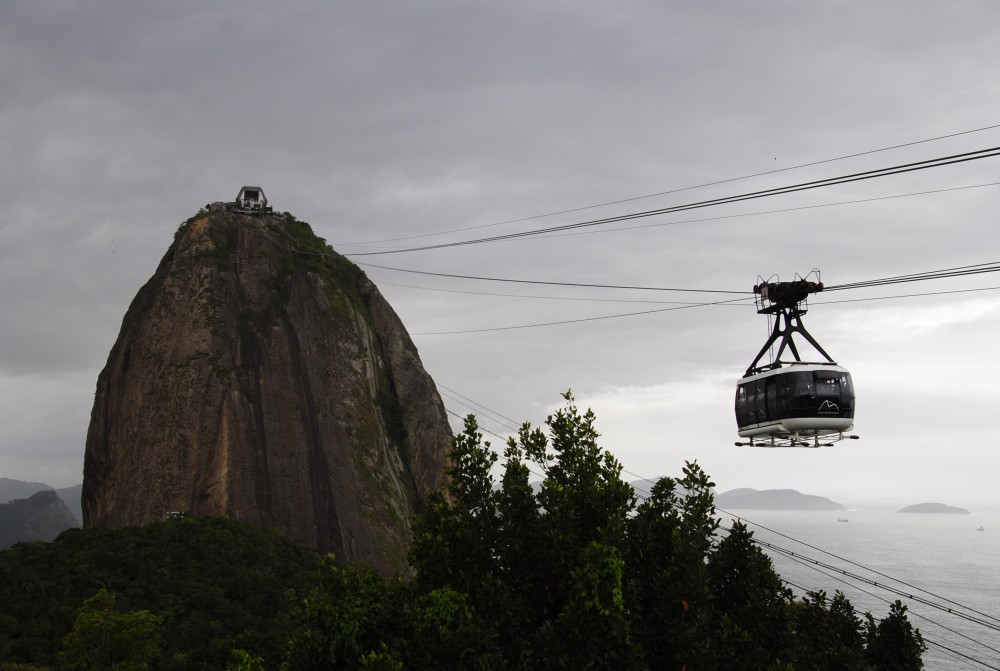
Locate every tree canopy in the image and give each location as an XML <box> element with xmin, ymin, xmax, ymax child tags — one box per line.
<box><xmin>0</xmin><ymin>393</ymin><xmax>925</xmax><ymax>670</ymax></box>
<box><xmin>290</xmin><ymin>392</ymin><xmax>926</xmax><ymax>670</ymax></box>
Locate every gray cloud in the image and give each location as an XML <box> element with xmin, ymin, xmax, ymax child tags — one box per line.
<box><xmin>1</xmin><ymin>1</ymin><xmax>999</xmax><ymax>507</ymax></box>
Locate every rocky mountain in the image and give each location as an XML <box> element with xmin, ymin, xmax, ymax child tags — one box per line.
<box><xmin>83</xmin><ymin>209</ymin><xmax>451</xmax><ymax>574</ymax></box>
<box><xmin>898</xmin><ymin>502</ymin><xmax>970</xmax><ymax>514</ymax></box>
<box><xmin>715</xmin><ymin>488</ymin><xmax>847</xmax><ymax>511</ymax></box>
<box><xmin>0</xmin><ymin>478</ymin><xmax>53</xmax><ymax>502</ymax></box>
<box><xmin>0</xmin><ymin>478</ymin><xmax>83</xmax><ymax>525</ymax></box>
<box><xmin>0</xmin><ymin>490</ymin><xmax>79</xmax><ymax>549</ymax></box>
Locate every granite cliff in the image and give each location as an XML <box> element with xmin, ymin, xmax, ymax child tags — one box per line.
<box><xmin>83</xmin><ymin>209</ymin><xmax>451</xmax><ymax>573</ymax></box>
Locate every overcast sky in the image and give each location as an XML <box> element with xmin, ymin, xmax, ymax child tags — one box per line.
<box><xmin>2</xmin><ymin>1</ymin><xmax>999</xmax><ymax>510</ymax></box>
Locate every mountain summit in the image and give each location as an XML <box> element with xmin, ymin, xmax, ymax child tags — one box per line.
<box><xmin>83</xmin><ymin>205</ymin><xmax>451</xmax><ymax>573</ymax></box>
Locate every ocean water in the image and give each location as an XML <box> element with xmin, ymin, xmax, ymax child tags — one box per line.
<box><xmin>718</xmin><ymin>509</ymin><xmax>1000</xmax><ymax>670</ymax></box>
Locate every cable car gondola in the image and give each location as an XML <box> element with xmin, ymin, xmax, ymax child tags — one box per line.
<box><xmin>735</xmin><ymin>272</ymin><xmax>858</xmax><ymax>448</ymax></box>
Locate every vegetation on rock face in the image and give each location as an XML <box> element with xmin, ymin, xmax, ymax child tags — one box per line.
<box><xmin>3</xmin><ymin>395</ymin><xmax>925</xmax><ymax>670</ymax></box>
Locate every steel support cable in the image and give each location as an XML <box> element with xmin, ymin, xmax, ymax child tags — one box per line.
<box><xmin>436</xmin><ymin>382</ymin><xmax>522</xmax><ymax>429</ymax></box>
<box><xmin>444</xmin><ymin>408</ymin><xmax>511</xmax><ymax>443</ymax></box>
<box><xmin>756</xmin><ymin>537</ymin><xmax>1000</xmax><ymax>631</ymax></box>
<box><xmin>335</xmin><ymin>122</ymin><xmax>1000</xmax><ymax>247</ymax></box>
<box><xmin>267</xmin><ymin>231</ymin><xmax>1000</xmax><ymax>335</ymax></box>
<box><xmin>722</xmin><ymin>509</ymin><xmax>1000</xmax><ymax>627</ymax></box>
<box><xmin>757</xmin><ymin>541</ymin><xmax>1000</xmax><ymax>670</ymax></box>
<box><xmin>529</xmin><ymin>181</ymin><xmax>1000</xmax><ymax>241</ymax></box>
<box><xmin>278</xmin><ymin>221</ymin><xmax>999</xmax><ymax>303</ymax></box>
<box><xmin>759</xmin><ymin>540</ymin><xmax>1000</xmax><ymax>664</ymax></box>
<box><xmin>825</xmin><ymin>261</ymin><xmax>1000</xmax><ymax>291</ymax></box>
<box><xmin>372</xmin><ymin>279</ymin><xmax>748</xmax><ymax>305</ymax></box>
<box><xmin>358</xmin><ymin>262</ymin><xmax>750</xmax><ymax>294</ymax></box>
<box><xmin>345</xmin><ymin>146</ymin><xmax>1000</xmax><ymax>256</ymax></box>
<box><xmin>410</xmin><ymin>296</ymin><xmax>754</xmax><ymax>336</ymax></box>
<box><xmin>712</xmin><ymin>527</ymin><xmax>1000</xmax><ymax>668</ymax></box>
<box><xmin>405</xmin><ymin>283</ymin><xmax>1000</xmax><ymax>335</ymax></box>
<box><xmin>440</xmin><ymin>392</ymin><xmax>520</xmax><ymax>434</ymax></box>
<box><xmin>815</xmin><ymin>285</ymin><xmax>1000</xmax><ymax>305</ymax></box>
<box><xmin>923</xmin><ymin>640</ymin><xmax>1000</xmax><ymax>671</ymax></box>
<box><xmin>439</xmin><ymin>391</ymin><xmax>520</xmax><ymax>434</ymax></box>
<box><xmin>753</xmin><ymin>538</ymin><xmax>1000</xmax><ymax>632</ymax></box>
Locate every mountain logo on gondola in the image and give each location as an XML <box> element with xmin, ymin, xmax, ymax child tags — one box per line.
<box><xmin>818</xmin><ymin>400</ymin><xmax>840</xmax><ymax>414</ymax></box>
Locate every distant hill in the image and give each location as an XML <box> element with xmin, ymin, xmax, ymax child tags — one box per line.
<box><xmin>0</xmin><ymin>477</ymin><xmax>53</xmax><ymax>502</ymax></box>
<box><xmin>898</xmin><ymin>502</ymin><xmax>971</xmax><ymax>515</ymax></box>
<box><xmin>0</xmin><ymin>490</ymin><xmax>80</xmax><ymax>549</ymax></box>
<box><xmin>0</xmin><ymin>478</ymin><xmax>82</xmax><ymax>525</ymax></box>
<box><xmin>716</xmin><ymin>488</ymin><xmax>847</xmax><ymax>511</ymax></box>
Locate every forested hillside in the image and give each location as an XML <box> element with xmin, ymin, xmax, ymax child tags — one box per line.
<box><xmin>0</xmin><ymin>517</ymin><xmax>322</xmax><ymax>670</ymax></box>
<box><xmin>0</xmin><ymin>396</ymin><xmax>925</xmax><ymax>670</ymax></box>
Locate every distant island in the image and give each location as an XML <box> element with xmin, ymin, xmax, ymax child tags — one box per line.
<box><xmin>898</xmin><ymin>502</ymin><xmax>971</xmax><ymax>515</ymax></box>
<box><xmin>715</xmin><ymin>488</ymin><xmax>846</xmax><ymax>511</ymax></box>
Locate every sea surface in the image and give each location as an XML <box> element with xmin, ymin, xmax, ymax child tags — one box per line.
<box><xmin>717</xmin><ymin>509</ymin><xmax>1000</xmax><ymax>670</ymax></box>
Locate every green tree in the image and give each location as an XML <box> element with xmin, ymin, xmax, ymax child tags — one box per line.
<box><xmin>865</xmin><ymin>601</ymin><xmax>926</xmax><ymax>671</ymax></box>
<box><xmin>410</xmin><ymin>414</ymin><xmax>501</xmax><ymax>599</ymax></box>
<box><xmin>0</xmin><ymin>516</ymin><xmax>322</xmax><ymax>670</ymax></box>
<box><xmin>228</xmin><ymin>649</ymin><xmax>267</xmax><ymax>671</ymax></box>
<box><xmin>787</xmin><ymin>590</ymin><xmax>867</xmax><ymax>670</ymax></box>
<box><xmin>704</xmin><ymin>521</ymin><xmax>793</xmax><ymax>669</ymax></box>
<box><xmin>282</xmin><ymin>560</ymin><xmax>393</xmax><ymax>671</ymax></box>
<box><xmin>58</xmin><ymin>588</ymin><xmax>163</xmax><ymax>671</ymax></box>
<box><xmin>625</xmin><ymin>464</ymin><xmax>720</xmax><ymax>669</ymax></box>
<box><xmin>540</xmin><ymin>541</ymin><xmax>643</xmax><ymax>670</ymax></box>
<box><xmin>401</xmin><ymin>586</ymin><xmax>501</xmax><ymax>670</ymax></box>
<box><xmin>401</xmin><ymin>393</ymin><xmax>928</xmax><ymax>669</ymax></box>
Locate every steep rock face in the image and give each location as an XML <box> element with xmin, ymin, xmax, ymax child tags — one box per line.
<box><xmin>83</xmin><ymin>212</ymin><xmax>451</xmax><ymax>573</ymax></box>
<box><xmin>0</xmin><ymin>490</ymin><xmax>80</xmax><ymax>549</ymax></box>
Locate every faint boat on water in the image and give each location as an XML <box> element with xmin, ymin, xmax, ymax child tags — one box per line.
<box><xmin>837</xmin><ymin>517</ymin><xmax>849</xmax><ymax>522</ymax></box>
<box><xmin>977</xmin><ymin>526</ymin><xmax>985</xmax><ymax>531</ymax></box>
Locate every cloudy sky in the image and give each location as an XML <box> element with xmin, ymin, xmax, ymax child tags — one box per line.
<box><xmin>2</xmin><ymin>1</ymin><xmax>999</xmax><ymax>509</ymax></box>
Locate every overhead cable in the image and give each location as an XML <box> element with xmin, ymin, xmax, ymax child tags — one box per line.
<box><xmin>816</xmin><ymin>286</ymin><xmax>1000</xmax><ymax>305</ymax></box>
<box><xmin>825</xmin><ymin>261</ymin><xmax>1000</xmax><ymax>292</ymax></box>
<box><xmin>764</xmin><ymin>543</ymin><xmax>1000</xmax><ymax>670</ymax></box>
<box><xmin>360</xmin><ymin>262</ymin><xmax>750</xmax><ymax>294</ymax></box>
<box><xmin>375</xmin><ymin>279</ymin><xmax>745</xmax><ymax>305</ymax></box>
<box><xmin>755</xmin><ymin>537</ymin><xmax>1000</xmax><ymax>632</ymax></box>
<box><xmin>410</xmin><ymin>296</ymin><xmax>752</xmax><ymax>336</ymax></box>
<box><xmin>336</xmin><ymin>122</ymin><xmax>1000</xmax><ymax>247</ymax></box>
<box><xmin>725</xmin><ymin>511</ymin><xmax>1000</xmax><ymax>627</ymax></box>
<box><xmin>345</xmin><ymin>145</ymin><xmax>1000</xmax><ymax>256</ymax></box>
<box><xmin>534</xmin><ymin>181</ymin><xmax>1000</xmax><ymax>240</ymax></box>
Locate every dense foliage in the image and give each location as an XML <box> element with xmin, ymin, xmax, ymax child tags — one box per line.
<box><xmin>284</xmin><ymin>393</ymin><xmax>925</xmax><ymax>670</ymax></box>
<box><xmin>0</xmin><ymin>516</ymin><xmax>322</xmax><ymax>670</ymax></box>
<box><xmin>0</xmin><ymin>394</ymin><xmax>925</xmax><ymax>670</ymax></box>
